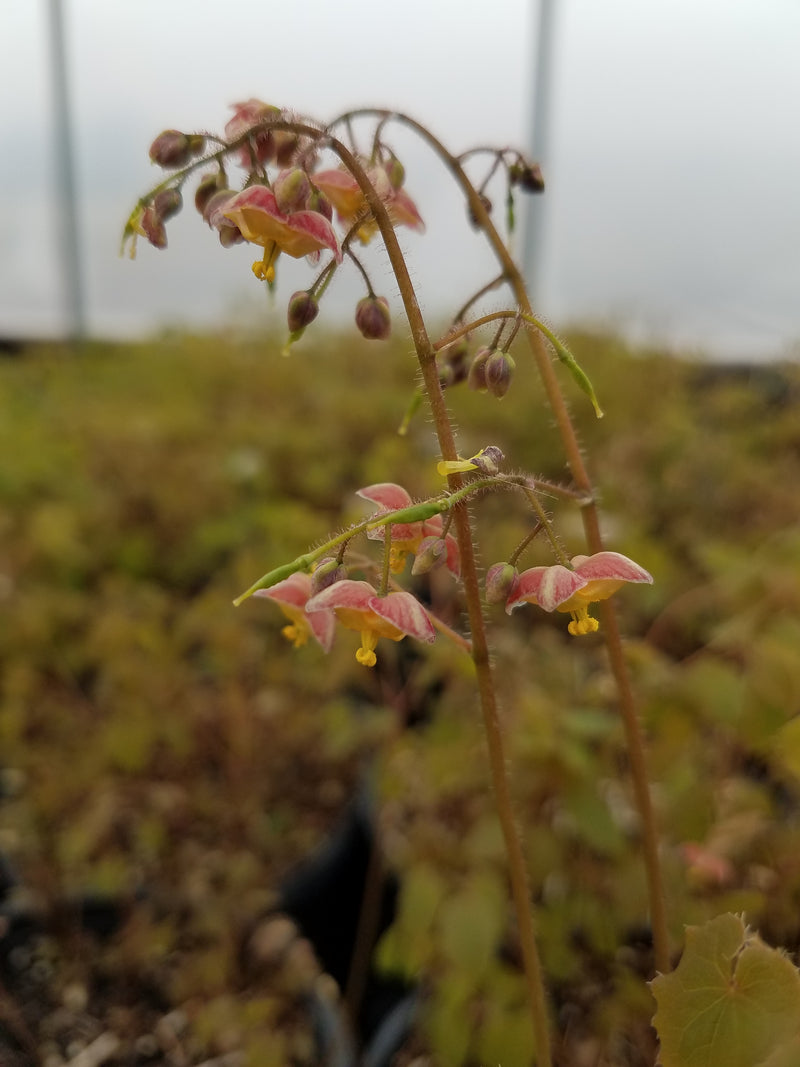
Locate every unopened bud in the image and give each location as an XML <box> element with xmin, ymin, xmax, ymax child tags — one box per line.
<box><xmin>510</xmin><ymin>160</ymin><xmax>545</xmax><ymax>193</ymax></box>
<box><xmin>411</xmin><ymin>537</ymin><xmax>448</xmax><ymax>575</ymax></box>
<box><xmin>307</xmin><ymin>187</ymin><xmax>333</xmax><ymax>221</ymax></box>
<box><xmin>485</xmin><ymin>351</ymin><xmax>515</xmax><ymax>398</ymax></box>
<box><xmin>195</xmin><ymin>171</ymin><xmax>227</xmax><ymax>217</ymax></box>
<box><xmin>444</xmin><ymin>338</ymin><xmax>470</xmax><ymax>386</ymax></box>
<box><xmin>152</xmin><ymin>188</ymin><xmax>182</xmax><ymax>222</ymax></box>
<box><xmin>149</xmin><ymin>130</ymin><xmax>205</xmax><ymax>169</ymax></box>
<box><xmin>218</xmin><ymin>223</ymin><xmax>244</xmax><ymax>247</ymax></box>
<box><xmin>311</xmin><ymin>558</ymin><xmax>347</xmax><ymax>595</ymax></box>
<box><xmin>287</xmin><ymin>291</ymin><xmax>319</xmax><ymax>333</ymax></box>
<box><xmin>485</xmin><ymin>562</ymin><xmax>519</xmax><ymax>605</ymax></box>
<box><xmin>140</xmin><ymin>205</ymin><xmax>167</xmax><ymax>249</ymax></box>
<box><xmin>274</xmin><ymin>168</ymin><xmax>311</xmax><ymax>214</ymax></box>
<box><xmin>355</xmin><ymin>296</ymin><xmax>391</xmax><ymax>341</ymax></box>
<box><xmin>468</xmin><ymin>346</ymin><xmax>493</xmax><ymax>391</ymax></box>
<box><xmin>385</xmin><ymin>157</ymin><xmax>405</xmax><ymax>190</ymax></box>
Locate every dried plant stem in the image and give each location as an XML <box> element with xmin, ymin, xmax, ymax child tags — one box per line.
<box><xmin>331</xmin><ymin>140</ymin><xmax>554</xmax><ymax>1066</ymax></box>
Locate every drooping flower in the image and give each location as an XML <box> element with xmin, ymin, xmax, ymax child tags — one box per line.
<box><xmin>356</xmin><ymin>483</ymin><xmax>460</xmax><ymax>576</ymax></box>
<box><xmin>312</xmin><ymin>166</ymin><xmax>424</xmax><ymax>243</ymax></box>
<box><xmin>253</xmin><ymin>572</ymin><xmax>335</xmax><ymax>651</ymax></box>
<box><xmin>225</xmin><ymin>99</ymin><xmax>282</xmax><ymax>167</ymax></box>
<box><xmin>305</xmin><ymin>579</ymin><xmax>435</xmax><ymax>667</ymax></box>
<box><xmin>505</xmin><ymin>551</ymin><xmax>653</xmax><ymax>636</ymax></box>
<box><xmin>218</xmin><ymin>185</ymin><xmax>342</xmax><ymax>283</ymax></box>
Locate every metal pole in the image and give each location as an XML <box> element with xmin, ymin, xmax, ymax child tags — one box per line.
<box><xmin>522</xmin><ymin>0</ymin><xmax>557</xmax><ymax>302</ymax></box>
<box><xmin>46</xmin><ymin>0</ymin><xmax>86</xmax><ymax>340</ymax></box>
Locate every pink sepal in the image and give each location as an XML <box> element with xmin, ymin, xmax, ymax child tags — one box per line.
<box><xmin>506</xmin><ymin>565</ymin><xmax>588</xmax><ymax>614</ymax></box>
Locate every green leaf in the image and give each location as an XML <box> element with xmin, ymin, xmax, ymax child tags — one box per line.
<box><xmin>652</xmin><ymin>913</ymin><xmax>800</xmax><ymax>1067</ymax></box>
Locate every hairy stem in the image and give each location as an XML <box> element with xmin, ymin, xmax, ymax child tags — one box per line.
<box><xmin>329</xmin><ymin>138</ymin><xmax>554</xmax><ymax>1064</ymax></box>
<box><xmin>339</xmin><ymin>107</ymin><xmax>670</xmax><ymax>976</ymax></box>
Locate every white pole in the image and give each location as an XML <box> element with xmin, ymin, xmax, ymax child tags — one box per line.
<box><xmin>522</xmin><ymin>0</ymin><xmax>557</xmax><ymax>303</ymax></box>
<box><xmin>46</xmin><ymin>0</ymin><xmax>86</xmax><ymax>340</ymax></box>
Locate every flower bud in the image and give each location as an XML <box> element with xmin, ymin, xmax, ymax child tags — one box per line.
<box><xmin>485</xmin><ymin>562</ymin><xmax>519</xmax><ymax>605</ymax></box>
<box><xmin>218</xmin><ymin>223</ymin><xmax>245</xmax><ymax>247</ymax></box>
<box><xmin>411</xmin><ymin>537</ymin><xmax>448</xmax><ymax>575</ymax></box>
<box><xmin>287</xmin><ymin>291</ymin><xmax>319</xmax><ymax>333</ymax></box>
<box><xmin>510</xmin><ymin>160</ymin><xmax>545</xmax><ymax>193</ymax></box>
<box><xmin>444</xmin><ymin>338</ymin><xmax>470</xmax><ymax>386</ymax></box>
<box><xmin>485</xmin><ymin>351</ymin><xmax>515</xmax><ymax>398</ymax></box>
<box><xmin>274</xmin><ymin>168</ymin><xmax>311</xmax><ymax>214</ymax></box>
<box><xmin>311</xmin><ymin>558</ymin><xmax>347</xmax><ymax>595</ymax></box>
<box><xmin>149</xmin><ymin>129</ymin><xmax>205</xmax><ymax>169</ymax></box>
<box><xmin>467</xmin><ymin>346</ymin><xmax>493</xmax><ymax>391</ymax></box>
<box><xmin>385</xmin><ymin>157</ymin><xmax>405</xmax><ymax>190</ymax></box>
<box><xmin>152</xmin><ymin>188</ymin><xmax>182</xmax><ymax>222</ymax></box>
<box><xmin>140</xmin><ymin>205</ymin><xmax>167</xmax><ymax>249</ymax></box>
<box><xmin>195</xmin><ymin>171</ymin><xmax>227</xmax><ymax>217</ymax></box>
<box><xmin>306</xmin><ymin>187</ymin><xmax>333</xmax><ymax>221</ymax></box>
<box><xmin>355</xmin><ymin>296</ymin><xmax>391</xmax><ymax>341</ymax></box>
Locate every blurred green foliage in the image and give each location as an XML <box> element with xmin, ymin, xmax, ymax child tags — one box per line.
<box><xmin>1</xmin><ymin>332</ymin><xmax>799</xmax><ymax>1063</ymax></box>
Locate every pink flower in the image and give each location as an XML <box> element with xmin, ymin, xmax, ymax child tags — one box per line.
<box><xmin>312</xmin><ymin>166</ymin><xmax>424</xmax><ymax>243</ymax></box>
<box><xmin>253</xmin><ymin>572</ymin><xmax>335</xmax><ymax>652</ymax></box>
<box><xmin>224</xmin><ymin>99</ymin><xmax>282</xmax><ymax>167</ymax></box>
<box><xmin>356</xmin><ymin>483</ymin><xmax>460</xmax><ymax>576</ymax></box>
<box><xmin>306</xmin><ymin>579</ymin><xmax>435</xmax><ymax>667</ymax></box>
<box><xmin>220</xmin><ymin>186</ymin><xmax>342</xmax><ymax>261</ymax></box>
<box><xmin>505</xmin><ymin>551</ymin><xmax>653</xmax><ymax>636</ymax></box>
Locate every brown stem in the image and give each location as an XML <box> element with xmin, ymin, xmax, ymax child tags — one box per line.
<box><xmin>337</xmin><ymin>108</ymin><xmax>670</xmax><ymax>976</ymax></box>
<box><xmin>326</xmin><ymin>136</ymin><xmax>554</xmax><ymax>1065</ymax></box>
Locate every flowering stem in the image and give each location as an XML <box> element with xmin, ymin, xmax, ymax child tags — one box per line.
<box><xmin>329</xmin><ymin>136</ymin><xmax>554</xmax><ymax>1066</ymax></box>
<box><xmin>336</xmin><ymin>107</ymin><xmax>670</xmax><ymax>977</ymax></box>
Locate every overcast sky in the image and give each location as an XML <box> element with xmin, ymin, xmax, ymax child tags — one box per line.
<box><xmin>2</xmin><ymin>0</ymin><xmax>799</xmax><ymax>359</ymax></box>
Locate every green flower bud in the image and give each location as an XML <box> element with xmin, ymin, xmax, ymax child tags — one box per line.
<box><xmin>411</xmin><ymin>537</ymin><xmax>448</xmax><ymax>575</ymax></box>
<box><xmin>152</xmin><ymin>188</ymin><xmax>183</xmax><ymax>222</ymax></box>
<box><xmin>274</xmin><ymin>168</ymin><xmax>311</xmax><ymax>214</ymax></box>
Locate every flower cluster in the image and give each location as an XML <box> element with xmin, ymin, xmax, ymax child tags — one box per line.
<box><xmin>127</xmin><ymin>99</ymin><xmax>426</xmax><ymax>343</ymax></box>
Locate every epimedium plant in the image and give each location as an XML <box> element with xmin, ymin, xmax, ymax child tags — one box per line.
<box><xmin>126</xmin><ymin>101</ymin><xmax>800</xmax><ymax>1064</ymax></box>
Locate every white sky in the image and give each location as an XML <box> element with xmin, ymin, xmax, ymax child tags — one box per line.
<box><xmin>2</xmin><ymin>0</ymin><xmax>799</xmax><ymax>358</ymax></box>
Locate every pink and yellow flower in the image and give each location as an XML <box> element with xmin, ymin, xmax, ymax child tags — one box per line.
<box><xmin>253</xmin><ymin>572</ymin><xmax>335</xmax><ymax>651</ymax></box>
<box><xmin>356</xmin><ymin>483</ymin><xmax>460</xmax><ymax>576</ymax></box>
<box><xmin>505</xmin><ymin>551</ymin><xmax>653</xmax><ymax>636</ymax></box>
<box><xmin>218</xmin><ymin>185</ymin><xmax>342</xmax><ymax>282</ymax></box>
<box><xmin>305</xmin><ymin>579</ymin><xmax>435</xmax><ymax>667</ymax></box>
<box><xmin>312</xmin><ymin>167</ymin><xmax>424</xmax><ymax>244</ymax></box>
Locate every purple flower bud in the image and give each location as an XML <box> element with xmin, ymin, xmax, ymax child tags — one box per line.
<box><xmin>485</xmin><ymin>562</ymin><xmax>519</xmax><ymax>605</ymax></box>
<box><xmin>149</xmin><ymin>130</ymin><xmax>205</xmax><ymax>169</ymax></box>
<box><xmin>485</xmin><ymin>351</ymin><xmax>515</xmax><ymax>398</ymax></box>
<box><xmin>468</xmin><ymin>346</ymin><xmax>493</xmax><ymax>391</ymax></box>
<box><xmin>307</xmin><ymin>187</ymin><xmax>333</xmax><ymax>222</ymax></box>
<box><xmin>140</xmin><ymin>205</ymin><xmax>167</xmax><ymax>249</ymax></box>
<box><xmin>411</xmin><ymin>537</ymin><xmax>448</xmax><ymax>575</ymax></box>
<box><xmin>195</xmin><ymin>172</ymin><xmax>227</xmax><ymax>217</ymax></box>
<box><xmin>152</xmin><ymin>188</ymin><xmax>183</xmax><ymax>222</ymax></box>
<box><xmin>355</xmin><ymin>296</ymin><xmax>391</xmax><ymax>341</ymax></box>
<box><xmin>510</xmin><ymin>160</ymin><xmax>545</xmax><ymax>193</ymax></box>
<box><xmin>274</xmin><ymin>168</ymin><xmax>311</xmax><ymax>214</ymax></box>
<box><xmin>310</xmin><ymin>558</ymin><xmax>348</xmax><ymax>595</ymax></box>
<box><xmin>287</xmin><ymin>291</ymin><xmax>319</xmax><ymax>333</ymax></box>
